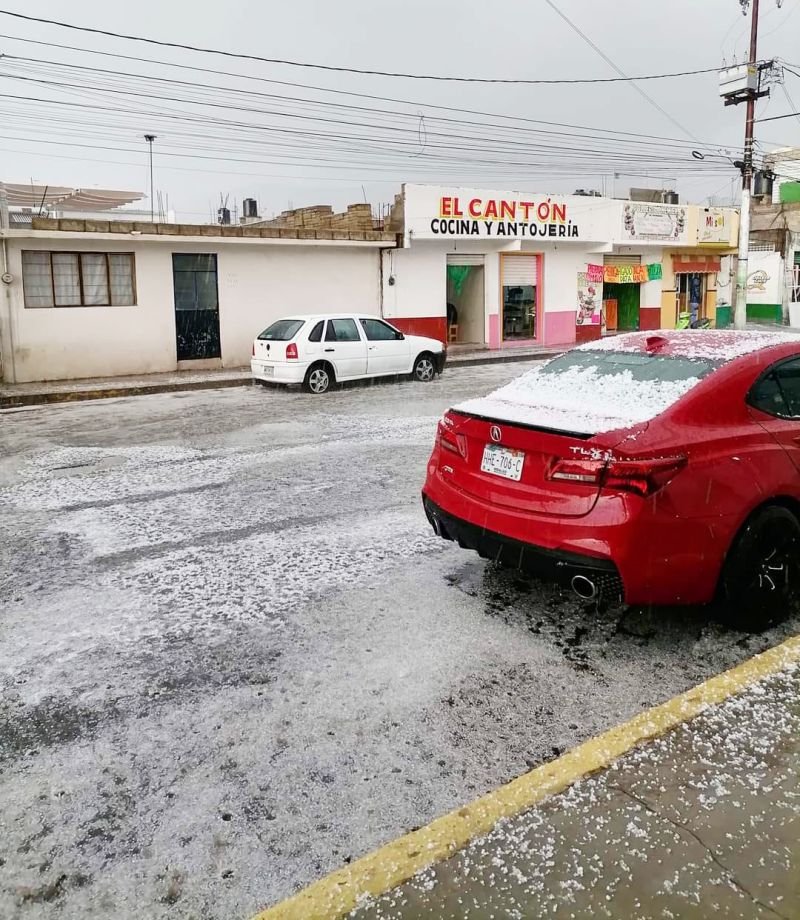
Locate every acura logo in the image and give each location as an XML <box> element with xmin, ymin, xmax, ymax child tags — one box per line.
<box><xmin>490</xmin><ymin>425</ymin><xmax>502</xmax><ymax>443</ymax></box>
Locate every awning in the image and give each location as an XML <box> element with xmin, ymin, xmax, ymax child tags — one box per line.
<box><xmin>1</xmin><ymin>183</ymin><xmax>144</xmax><ymax>210</ymax></box>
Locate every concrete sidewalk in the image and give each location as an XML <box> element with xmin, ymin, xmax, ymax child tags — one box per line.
<box><xmin>349</xmin><ymin>663</ymin><xmax>800</xmax><ymax>920</ymax></box>
<box><xmin>0</xmin><ymin>345</ymin><xmax>559</xmax><ymax>409</ymax></box>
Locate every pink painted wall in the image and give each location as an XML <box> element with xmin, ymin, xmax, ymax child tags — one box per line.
<box><xmin>488</xmin><ymin>314</ymin><xmax>500</xmax><ymax>348</ymax></box>
<box><xmin>544</xmin><ymin>310</ymin><xmax>577</xmax><ymax>346</ymax></box>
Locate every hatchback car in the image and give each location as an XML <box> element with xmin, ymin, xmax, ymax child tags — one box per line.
<box><xmin>423</xmin><ymin>329</ymin><xmax>800</xmax><ymax>631</ymax></box>
<box><xmin>251</xmin><ymin>314</ymin><xmax>445</xmax><ymax>393</ymax></box>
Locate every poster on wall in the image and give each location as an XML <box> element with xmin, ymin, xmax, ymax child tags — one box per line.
<box><xmin>577</xmin><ymin>272</ymin><xmax>602</xmax><ymax>326</ymax></box>
<box><xmin>622</xmin><ymin>203</ymin><xmax>688</xmax><ymax>243</ymax></box>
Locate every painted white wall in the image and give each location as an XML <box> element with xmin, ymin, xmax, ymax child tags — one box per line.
<box><xmin>2</xmin><ymin>237</ymin><xmax>382</xmax><ymax>383</ymax></box>
<box><xmin>217</xmin><ymin>245</ymin><xmax>380</xmax><ymax>366</ymax></box>
<box><xmin>382</xmin><ymin>246</ymin><xmax>445</xmax><ymax>320</ymax></box>
<box><xmin>746</xmin><ymin>250</ymin><xmax>783</xmax><ymax>305</ymax></box>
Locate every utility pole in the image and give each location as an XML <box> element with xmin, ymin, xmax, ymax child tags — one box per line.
<box><xmin>733</xmin><ymin>0</ymin><xmax>760</xmax><ymax>330</ymax></box>
<box><xmin>144</xmin><ymin>134</ymin><xmax>157</xmax><ymax>223</ymax></box>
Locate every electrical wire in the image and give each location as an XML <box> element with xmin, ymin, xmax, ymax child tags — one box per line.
<box><xmin>542</xmin><ymin>0</ymin><xmax>701</xmax><ymax>143</ymax></box>
<box><xmin>0</xmin><ymin>8</ymin><xmax>722</xmax><ymax>84</ymax></box>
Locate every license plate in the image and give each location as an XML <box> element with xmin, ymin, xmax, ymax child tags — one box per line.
<box><xmin>261</xmin><ymin>365</ymin><xmax>274</xmax><ymax>377</ymax></box>
<box><xmin>481</xmin><ymin>444</ymin><xmax>525</xmax><ymax>481</ymax></box>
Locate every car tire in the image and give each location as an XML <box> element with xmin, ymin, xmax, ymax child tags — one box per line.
<box><xmin>304</xmin><ymin>362</ymin><xmax>333</xmax><ymax>394</ymax></box>
<box><xmin>718</xmin><ymin>505</ymin><xmax>800</xmax><ymax>632</ymax></box>
<box><xmin>412</xmin><ymin>352</ymin><xmax>436</xmax><ymax>382</ymax></box>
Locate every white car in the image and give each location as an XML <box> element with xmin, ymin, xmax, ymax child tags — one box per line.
<box><xmin>251</xmin><ymin>313</ymin><xmax>446</xmax><ymax>394</ymax></box>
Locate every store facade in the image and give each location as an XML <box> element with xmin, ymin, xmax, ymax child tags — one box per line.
<box><xmin>384</xmin><ymin>185</ymin><xmax>739</xmax><ymax>349</ymax></box>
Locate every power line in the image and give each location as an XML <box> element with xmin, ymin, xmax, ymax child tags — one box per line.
<box><xmin>0</xmin><ymin>8</ymin><xmax>722</xmax><ymax>84</ymax></box>
<box><xmin>755</xmin><ymin>110</ymin><xmax>800</xmax><ymax>122</ymax></box>
<box><xmin>0</xmin><ymin>33</ymin><xmax>731</xmax><ymax>153</ymax></box>
<box><xmin>542</xmin><ymin>0</ymin><xmax>701</xmax><ymax>142</ymax></box>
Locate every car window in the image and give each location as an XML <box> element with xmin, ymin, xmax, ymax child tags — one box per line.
<box><xmin>325</xmin><ymin>318</ymin><xmax>361</xmax><ymax>342</ymax></box>
<box><xmin>775</xmin><ymin>359</ymin><xmax>800</xmax><ymax>417</ymax></box>
<box><xmin>541</xmin><ymin>350</ymin><xmax>720</xmax><ymax>383</ymax></box>
<box><xmin>749</xmin><ymin>371</ymin><xmax>789</xmax><ymax>417</ymax></box>
<box><xmin>360</xmin><ymin>318</ymin><xmax>402</xmax><ymax>341</ymax></box>
<box><xmin>308</xmin><ymin>321</ymin><xmax>323</xmax><ymax>342</ymax></box>
<box><xmin>258</xmin><ymin>319</ymin><xmax>304</xmax><ymax>341</ymax></box>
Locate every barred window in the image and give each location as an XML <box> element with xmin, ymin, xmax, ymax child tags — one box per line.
<box><xmin>22</xmin><ymin>251</ymin><xmax>136</xmax><ymax>307</ymax></box>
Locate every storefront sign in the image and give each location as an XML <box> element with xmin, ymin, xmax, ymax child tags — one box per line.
<box><xmin>577</xmin><ymin>272</ymin><xmax>601</xmax><ymax>325</ymax></box>
<box><xmin>586</xmin><ymin>264</ymin><xmax>604</xmax><ymax>283</ymax></box>
<box><xmin>622</xmin><ymin>203</ymin><xmax>688</xmax><ymax>243</ymax></box>
<box><xmin>698</xmin><ymin>208</ymin><xmax>732</xmax><ymax>245</ymax></box>
<box><xmin>431</xmin><ymin>195</ymin><xmax>580</xmax><ymax>239</ymax></box>
<box><xmin>403</xmin><ymin>184</ymin><xmax>618</xmax><ymax>242</ymax></box>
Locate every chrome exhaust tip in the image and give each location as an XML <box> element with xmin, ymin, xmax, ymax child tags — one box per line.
<box><xmin>430</xmin><ymin>515</ymin><xmax>442</xmax><ymax>538</ymax></box>
<box><xmin>571</xmin><ymin>575</ymin><xmax>598</xmax><ymax>601</ymax></box>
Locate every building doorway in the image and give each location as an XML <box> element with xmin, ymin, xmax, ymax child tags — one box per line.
<box><xmin>603</xmin><ymin>282</ymin><xmax>641</xmax><ymax>330</ymax></box>
<box><xmin>172</xmin><ymin>253</ymin><xmax>221</xmax><ymax>360</ymax></box>
<box><xmin>500</xmin><ymin>254</ymin><xmax>539</xmax><ymax>342</ymax></box>
<box><xmin>676</xmin><ymin>273</ymin><xmax>707</xmax><ymax>325</ymax></box>
<box><xmin>446</xmin><ymin>255</ymin><xmax>485</xmax><ymax>344</ymax></box>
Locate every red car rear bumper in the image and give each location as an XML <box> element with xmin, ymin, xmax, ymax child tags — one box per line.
<box><xmin>423</xmin><ymin>464</ymin><xmax>728</xmax><ymax>606</ymax></box>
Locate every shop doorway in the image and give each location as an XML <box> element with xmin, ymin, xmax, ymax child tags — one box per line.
<box><xmin>500</xmin><ymin>254</ymin><xmax>539</xmax><ymax>342</ymax></box>
<box><xmin>604</xmin><ymin>282</ymin><xmax>640</xmax><ymax>331</ymax></box>
<box><xmin>676</xmin><ymin>273</ymin><xmax>707</xmax><ymax>325</ymax></box>
<box><xmin>446</xmin><ymin>255</ymin><xmax>485</xmax><ymax>344</ymax></box>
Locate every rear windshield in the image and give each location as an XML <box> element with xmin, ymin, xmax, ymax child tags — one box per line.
<box><xmin>257</xmin><ymin>319</ymin><xmax>304</xmax><ymax>341</ymax></box>
<box><xmin>542</xmin><ymin>350</ymin><xmax>721</xmax><ymax>383</ymax></box>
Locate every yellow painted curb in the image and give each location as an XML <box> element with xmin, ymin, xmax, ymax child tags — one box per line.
<box><xmin>252</xmin><ymin>633</ymin><xmax>800</xmax><ymax>920</ymax></box>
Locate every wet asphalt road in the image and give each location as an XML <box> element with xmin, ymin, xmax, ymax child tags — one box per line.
<box><xmin>1</xmin><ymin>365</ymin><xmax>798</xmax><ymax>920</ymax></box>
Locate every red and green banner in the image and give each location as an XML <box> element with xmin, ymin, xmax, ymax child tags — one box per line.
<box><xmin>587</xmin><ymin>263</ymin><xmax>662</xmax><ymax>283</ymax></box>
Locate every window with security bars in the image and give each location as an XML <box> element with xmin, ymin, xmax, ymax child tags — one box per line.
<box><xmin>22</xmin><ymin>251</ymin><xmax>136</xmax><ymax>307</ymax></box>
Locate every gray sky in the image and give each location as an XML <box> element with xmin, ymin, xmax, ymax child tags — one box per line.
<box><xmin>1</xmin><ymin>0</ymin><xmax>799</xmax><ymax>220</ymax></box>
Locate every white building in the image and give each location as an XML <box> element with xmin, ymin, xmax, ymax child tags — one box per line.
<box><xmin>383</xmin><ymin>184</ymin><xmax>739</xmax><ymax>349</ymax></box>
<box><xmin>0</xmin><ymin>217</ymin><xmax>396</xmax><ymax>383</ymax></box>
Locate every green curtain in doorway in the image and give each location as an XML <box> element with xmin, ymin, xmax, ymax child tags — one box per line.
<box><xmin>447</xmin><ymin>265</ymin><xmax>472</xmax><ymax>296</ymax></box>
<box><xmin>605</xmin><ymin>282</ymin><xmax>641</xmax><ymax>331</ymax></box>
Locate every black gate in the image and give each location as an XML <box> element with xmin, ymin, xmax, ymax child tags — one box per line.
<box><xmin>172</xmin><ymin>253</ymin><xmax>221</xmax><ymax>360</ymax></box>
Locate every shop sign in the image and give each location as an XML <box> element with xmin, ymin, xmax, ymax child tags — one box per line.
<box><xmin>698</xmin><ymin>208</ymin><xmax>732</xmax><ymax>245</ymax></box>
<box><xmin>430</xmin><ymin>195</ymin><xmax>580</xmax><ymax>239</ymax></box>
<box><xmin>622</xmin><ymin>203</ymin><xmax>688</xmax><ymax>243</ymax></box>
<box><xmin>403</xmin><ymin>185</ymin><xmax>618</xmax><ymax>242</ymax></box>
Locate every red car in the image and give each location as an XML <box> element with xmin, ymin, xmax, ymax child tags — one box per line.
<box><xmin>423</xmin><ymin>330</ymin><xmax>800</xmax><ymax>631</ymax></box>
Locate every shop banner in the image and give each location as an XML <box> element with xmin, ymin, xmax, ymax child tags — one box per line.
<box><xmin>577</xmin><ymin>272</ymin><xmax>602</xmax><ymax>325</ymax></box>
<box><xmin>622</xmin><ymin>202</ymin><xmax>688</xmax><ymax>243</ymax></box>
<box><xmin>589</xmin><ymin>263</ymin><xmax>662</xmax><ymax>283</ymax></box>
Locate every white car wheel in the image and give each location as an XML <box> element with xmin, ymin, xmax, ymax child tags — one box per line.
<box><xmin>305</xmin><ymin>365</ymin><xmax>331</xmax><ymax>394</ymax></box>
<box><xmin>413</xmin><ymin>354</ymin><xmax>436</xmax><ymax>382</ymax></box>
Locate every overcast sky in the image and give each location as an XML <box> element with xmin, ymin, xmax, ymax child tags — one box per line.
<box><xmin>1</xmin><ymin>0</ymin><xmax>799</xmax><ymax>220</ymax></box>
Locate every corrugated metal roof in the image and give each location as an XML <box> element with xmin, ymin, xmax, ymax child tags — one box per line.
<box><xmin>1</xmin><ymin>183</ymin><xmax>144</xmax><ymax>210</ymax></box>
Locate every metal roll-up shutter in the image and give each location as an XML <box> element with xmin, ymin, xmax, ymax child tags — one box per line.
<box><xmin>501</xmin><ymin>255</ymin><xmax>538</xmax><ymax>285</ymax></box>
<box><xmin>604</xmin><ymin>254</ymin><xmax>642</xmax><ymax>266</ymax></box>
<box><xmin>446</xmin><ymin>254</ymin><xmax>485</xmax><ymax>266</ymax></box>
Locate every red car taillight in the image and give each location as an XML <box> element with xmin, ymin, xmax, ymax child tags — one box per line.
<box><xmin>548</xmin><ymin>455</ymin><xmax>686</xmax><ymax>498</ymax></box>
<box><xmin>436</xmin><ymin>421</ymin><xmax>467</xmax><ymax>458</ymax></box>
<box><xmin>286</xmin><ymin>342</ymin><xmax>299</xmax><ymax>360</ymax></box>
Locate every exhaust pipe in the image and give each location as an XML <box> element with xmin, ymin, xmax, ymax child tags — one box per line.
<box><xmin>430</xmin><ymin>515</ymin><xmax>442</xmax><ymax>538</ymax></box>
<box><xmin>571</xmin><ymin>574</ymin><xmax>598</xmax><ymax>601</ymax></box>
